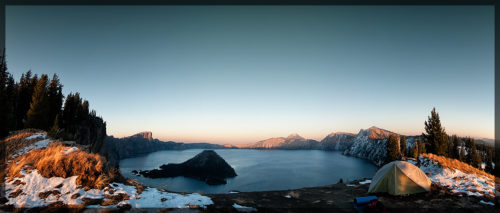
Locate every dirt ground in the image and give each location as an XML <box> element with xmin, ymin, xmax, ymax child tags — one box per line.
<box><xmin>202</xmin><ymin>179</ymin><xmax>498</xmax><ymax>213</ymax></box>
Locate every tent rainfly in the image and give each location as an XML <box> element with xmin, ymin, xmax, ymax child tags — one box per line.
<box><xmin>368</xmin><ymin>161</ymin><xmax>431</xmax><ymax>195</ymax></box>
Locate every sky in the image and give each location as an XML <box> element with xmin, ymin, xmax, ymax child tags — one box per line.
<box><xmin>5</xmin><ymin>6</ymin><xmax>494</xmax><ymax>144</ymax></box>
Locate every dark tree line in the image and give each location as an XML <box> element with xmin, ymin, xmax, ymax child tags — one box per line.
<box><xmin>386</xmin><ymin>107</ymin><xmax>495</xmax><ymax>174</ymax></box>
<box><xmin>0</xmin><ymin>52</ymin><xmax>106</xmax><ymax>153</ymax></box>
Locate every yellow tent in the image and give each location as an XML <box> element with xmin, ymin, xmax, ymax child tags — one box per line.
<box><xmin>368</xmin><ymin>161</ymin><xmax>431</xmax><ymax>195</ymax></box>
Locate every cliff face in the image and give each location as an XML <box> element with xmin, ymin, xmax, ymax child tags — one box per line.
<box><xmin>100</xmin><ymin>133</ymin><xmax>226</xmax><ymax>168</ymax></box>
<box><xmin>343</xmin><ymin>133</ymin><xmax>388</xmax><ymax>166</ymax></box>
<box><xmin>342</xmin><ymin>127</ymin><xmax>419</xmax><ymax>166</ymax></box>
<box><xmin>126</xmin><ymin>131</ymin><xmax>153</xmax><ymax>141</ymax></box>
<box><xmin>320</xmin><ymin>132</ymin><xmax>356</xmax><ymax>151</ymax></box>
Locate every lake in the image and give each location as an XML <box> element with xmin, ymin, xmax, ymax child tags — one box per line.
<box><xmin>119</xmin><ymin>149</ymin><xmax>378</xmax><ymax>194</ymax></box>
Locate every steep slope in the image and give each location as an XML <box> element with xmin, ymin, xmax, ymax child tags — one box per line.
<box><xmin>320</xmin><ymin>132</ymin><xmax>356</xmax><ymax>151</ymax></box>
<box><xmin>236</xmin><ymin>133</ymin><xmax>320</xmax><ymax>150</ymax></box>
<box><xmin>410</xmin><ymin>154</ymin><xmax>494</xmax><ymax>199</ymax></box>
<box><xmin>343</xmin><ymin>126</ymin><xmax>397</xmax><ymax>166</ymax></box>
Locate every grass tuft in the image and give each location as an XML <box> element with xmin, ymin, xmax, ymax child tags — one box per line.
<box><xmin>6</xmin><ymin>142</ymin><xmax>113</xmax><ymax>189</ymax></box>
<box><xmin>421</xmin><ymin>153</ymin><xmax>494</xmax><ymax>180</ymax></box>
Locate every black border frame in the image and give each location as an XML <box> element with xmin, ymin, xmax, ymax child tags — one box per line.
<box><xmin>0</xmin><ymin>0</ymin><xmax>497</xmax><ymax>211</ymax></box>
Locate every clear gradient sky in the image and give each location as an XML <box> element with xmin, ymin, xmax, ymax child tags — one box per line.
<box><xmin>6</xmin><ymin>6</ymin><xmax>494</xmax><ymax>144</ymax></box>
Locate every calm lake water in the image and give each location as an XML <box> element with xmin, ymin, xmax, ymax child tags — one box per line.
<box><xmin>119</xmin><ymin>149</ymin><xmax>378</xmax><ymax>194</ymax></box>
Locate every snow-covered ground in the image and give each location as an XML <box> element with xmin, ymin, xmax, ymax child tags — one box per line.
<box><xmin>4</xmin><ymin>168</ymin><xmax>213</xmax><ymax>208</ymax></box>
<box><xmin>61</xmin><ymin>147</ymin><xmax>78</xmax><ymax>155</ymax></box>
<box><xmin>11</xmin><ymin>133</ymin><xmax>52</xmax><ymax>159</ymax></box>
<box><xmin>233</xmin><ymin>203</ymin><xmax>257</xmax><ymax>212</ymax></box>
<box><xmin>25</xmin><ymin>133</ymin><xmax>46</xmax><ymax>140</ymax></box>
<box><xmin>3</xmin><ymin>132</ymin><xmax>214</xmax><ymax>209</ymax></box>
<box><xmin>359</xmin><ymin>180</ymin><xmax>372</xmax><ymax>185</ymax></box>
<box><xmin>412</xmin><ymin>156</ymin><xmax>495</xmax><ymax>199</ymax></box>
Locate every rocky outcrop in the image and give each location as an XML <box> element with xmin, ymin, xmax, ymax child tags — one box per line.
<box><xmin>342</xmin><ymin>126</ymin><xmax>419</xmax><ymax>166</ymax></box>
<box><xmin>343</xmin><ymin>133</ymin><xmax>388</xmax><ymax>166</ymax></box>
<box><xmin>320</xmin><ymin>132</ymin><xmax>356</xmax><ymax>151</ymax></box>
<box><xmin>358</xmin><ymin>126</ymin><xmax>397</xmax><ymax>140</ymax></box>
<box><xmin>100</xmin><ymin>133</ymin><xmax>226</xmax><ymax>168</ymax></box>
<box><xmin>139</xmin><ymin>150</ymin><xmax>237</xmax><ymax>185</ymax></box>
<box><xmin>125</xmin><ymin>131</ymin><xmax>153</xmax><ymax>141</ymax></box>
<box><xmin>236</xmin><ymin>133</ymin><xmax>320</xmax><ymax>150</ymax></box>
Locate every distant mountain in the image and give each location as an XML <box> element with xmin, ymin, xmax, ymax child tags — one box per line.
<box><xmin>475</xmin><ymin>138</ymin><xmax>494</xmax><ymax>147</ymax></box>
<box><xmin>359</xmin><ymin>126</ymin><xmax>396</xmax><ymax>139</ymax></box>
<box><xmin>320</xmin><ymin>132</ymin><xmax>356</xmax><ymax>151</ymax></box>
<box><xmin>125</xmin><ymin>131</ymin><xmax>153</xmax><ymax>141</ymax></box>
<box><xmin>100</xmin><ymin>126</ymin><xmax>424</xmax><ymax>168</ymax></box>
<box><xmin>100</xmin><ymin>132</ymin><xmax>226</xmax><ymax>168</ymax></box>
<box><xmin>343</xmin><ymin>126</ymin><xmax>419</xmax><ymax>166</ymax></box>
<box><xmin>236</xmin><ymin>133</ymin><xmax>320</xmax><ymax>149</ymax></box>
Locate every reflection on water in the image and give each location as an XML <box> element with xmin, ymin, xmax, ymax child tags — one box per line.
<box><xmin>119</xmin><ymin>149</ymin><xmax>378</xmax><ymax>194</ymax></box>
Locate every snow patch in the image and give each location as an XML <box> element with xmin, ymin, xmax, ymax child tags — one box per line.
<box><xmin>408</xmin><ymin>160</ymin><xmax>417</xmax><ymax>165</ymax></box>
<box><xmin>359</xmin><ymin>180</ymin><xmax>371</xmax><ymax>184</ymax></box>
<box><xmin>284</xmin><ymin>195</ymin><xmax>291</xmax><ymax>198</ymax></box>
<box><xmin>4</xmin><ymin>168</ymin><xmax>213</xmax><ymax>208</ymax></box>
<box><xmin>346</xmin><ymin>184</ymin><xmax>356</xmax><ymax>187</ymax></box>
<box><xmin>5</xmin><ymin>169</ymin><xmax>87</xmax><ymax>207</ymax></box>
<box><xmin>25</xmin><ymin>133</ymin><xmax>46</xmax><ymax>140</ymax></box>
<box><xmin>233</xmin><ymin>203</ymin><xmax>257</xmax><ymax>212</ymax></box>
<box><xmin>480</xmin><ymin>200</ymin><xmax>495</xmax><ymax>206</ymax></box>
<box><xmin>12</xmin><ymin>139</ymin><xmax>53</xmax><ymax>159</ymax></box>
<box><xmin>62</xmin><ymin>147</ymin><xmax>78</xmax><ymax>154</ymax></box>
<box><xmin>417</xmin><ymin>156</ymin><xmax>494</xmax><ymax>198</ymax></box>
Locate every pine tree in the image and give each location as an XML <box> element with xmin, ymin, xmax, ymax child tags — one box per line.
<box><xmin>424</xmin><ymin>108</ymin><xmax>447</xmax><ymax>156</ymax></box>
<box><xmin>0</xmin><ymin>51</ymin><xmax>12</xmax><ymax>137</ymax></box>
<box><xmin>470</xmin><ymin>146</ymin><xmax>481</xmax><ymax>168</ymax></box>
<box><xmin>459</xmin><ymin>146</ymin><xmax>466</xmax><ymax>162</ymax></box>
<box><xmin>400</xmin><ymin>135</ymin><xmax>407</xmax><ymax>157</ymax></box>
<box><xmin>485</xmin><ymin>150</ymin><xmax>493</xmax><ymax>173</ymax></box>
<box><xmin>442</xmin><ymin>135</ymin><xmax>450</xmax><ymax>157</ymax></box>
<box><xmin>15</xmin><ymin>71</ymin><xmax>33</xmax><ymax>129</ymax></box>
<box><xmin>4</xmin><ymin>76</ymin><xmax>17</xmax><ymax>130</ymax></box>
<box><xmin>416</xmin><ymin>137</ymin><xmax>424</xmax><ymax>155</ymax></box>
<box><xmin>385</xmin><ymin>134</ymin><xmax>400</xmax><ymax>163</ymax></box>
<box><xmin>451</xmin><ymin>135</ymin><xmax>460</xmax><ymax>159</ymax></box>
<box><xmin>412</xmin><ymin>144</ymin><xmax>419</xmax><ymax>159</ymax></box>
<box><xmin>464</xmin><ymin>138</ymin><xmax>481</xmax><ymax>168</ymax></box>
<box><xmin>47</xmin><ymin>74</ymin><xmax>63</xmax><ymax>128</ymax></box>
<box><xmin>25</xmin><ymin>74</ymin><xmax>50</xmax><ymax>130</ymax></box>
<box><xmin>48</xmin><ymin>113</ymin><xmax>62</xmax><ymax>139</ymax></box>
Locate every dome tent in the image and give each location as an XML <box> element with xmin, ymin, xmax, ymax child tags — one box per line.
<box><xmin>368</xmin><ymin>161</ymin><xmax>431</xmax><ymax>195</ymax></box>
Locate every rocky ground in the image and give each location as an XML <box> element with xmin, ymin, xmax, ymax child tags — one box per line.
<box><xmin>203</xmin><ymin>179</ymin><xmax>497</xmax><ymax>213</ymax></box>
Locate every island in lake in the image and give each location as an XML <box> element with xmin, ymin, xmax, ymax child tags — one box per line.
<box><xmin>138</xmin><ymin>150</ymin><xmax>237</xmax><ymax>185</ymax></box>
